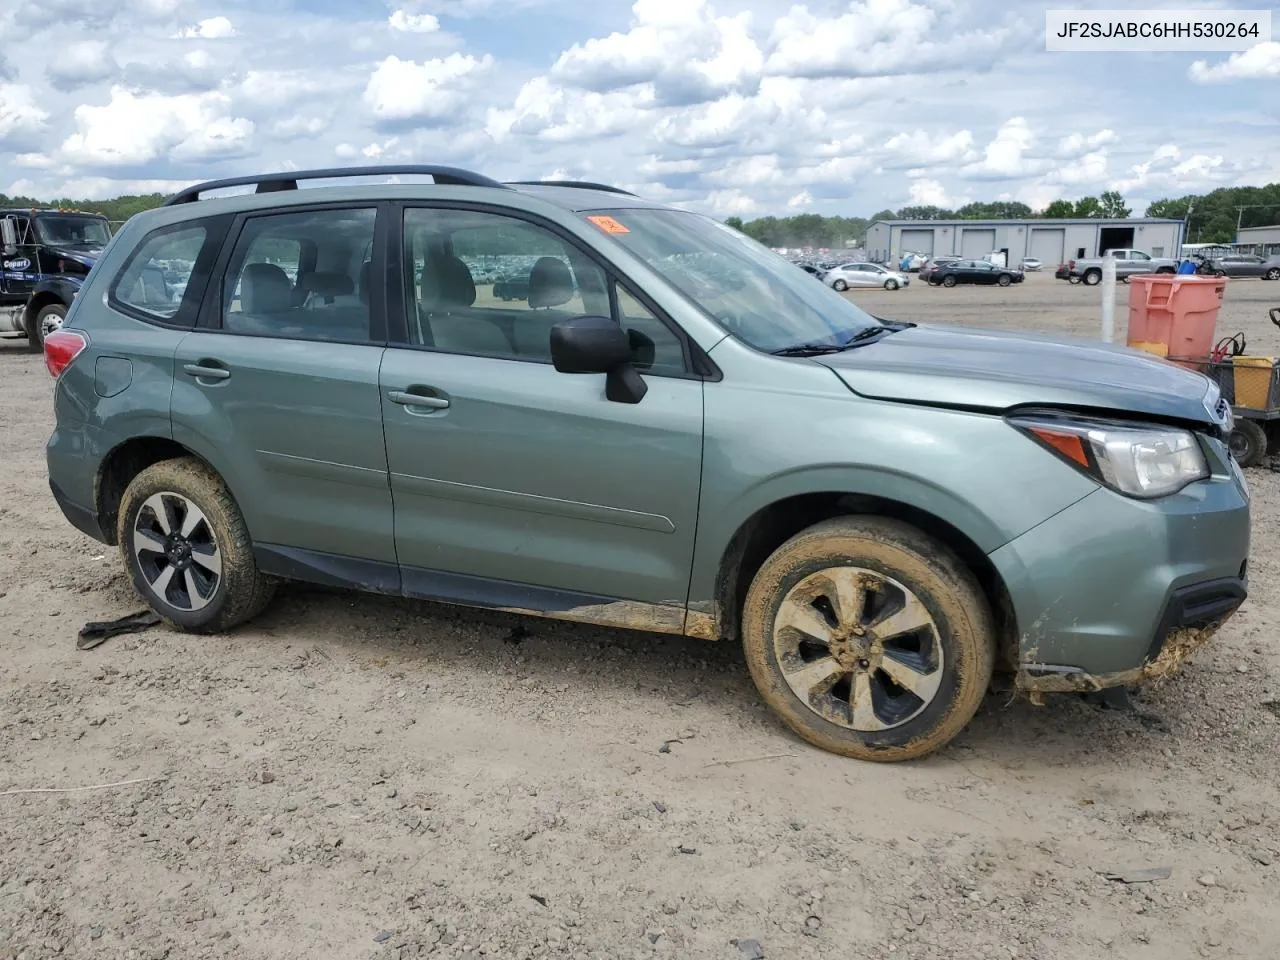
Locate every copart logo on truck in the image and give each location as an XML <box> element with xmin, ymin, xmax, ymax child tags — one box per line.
<box><xmin>3</xmin><ymin>257</ymin><xmax>32</xmax><ymax>272</ymax></box>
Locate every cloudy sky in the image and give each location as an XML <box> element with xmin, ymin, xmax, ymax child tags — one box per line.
<box><xmin>1</xmin><ymin>0</ymin><xmax>1277</xmax><ymax>218</ymax></box>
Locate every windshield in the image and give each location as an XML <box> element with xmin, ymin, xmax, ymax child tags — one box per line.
<box><xmin>35</xmin><ymin>215</ymin><xmax>110</xmax><ymax>249</ymax></box>
<box><xmin>583</xmin><ymin>208</ymin><xmax>883</xmax><ymax>352</ymax></box>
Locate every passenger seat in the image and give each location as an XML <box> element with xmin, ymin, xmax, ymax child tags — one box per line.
<box><xmin>420</xmin><ymin>253</ymin><xmax>512</xmax><ymax>355</ymax></box>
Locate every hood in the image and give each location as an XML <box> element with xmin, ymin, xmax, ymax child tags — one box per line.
<box><xmin>820</xmin><ymin>322</ymin><xmax>1223</xmax><ymax>426</ymax></box>
<box><xmin>46</xmin><ymin>247</ymin><xmax>98</xmax><ymax>268</ymax></box>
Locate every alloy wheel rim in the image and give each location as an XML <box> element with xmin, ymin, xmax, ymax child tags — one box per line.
<box><xmin>771</xmin><ymin>566</ymin><xmax>944</xmax><ymax>732</ymax></box>
<box><xmin>132</xmin><ymin>492</ymin><xmax>222</xmax><ymax>612</ymax></box>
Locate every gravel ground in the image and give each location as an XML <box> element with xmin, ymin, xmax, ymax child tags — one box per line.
<box><xmin>2</xmin><ymin>272</ymin><xmax>1278</xmax><ymax>960</ymax></box>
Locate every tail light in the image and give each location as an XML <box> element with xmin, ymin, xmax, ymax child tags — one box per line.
<box><xmin>44</xmin><ymin>329</ymin><xmax>88</xmax><ymax>378</ymax></box>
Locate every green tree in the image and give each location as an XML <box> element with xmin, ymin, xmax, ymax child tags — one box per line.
<box><xmin>1041</xmin><ymin>199</ymin><xmax>1075</xmax><ymax>218</ymax></box>
<box><xmin>869</xmin><ymin>208</ymin><xmax>896</xmax><ymax>223</ymax></box>
<box><xmin>1098</xmin><ymin>190</ymin><xmax>1131</xmax><ymax>218</ymax></box>
<box><xmin>954</xmin><ymin>201</ymin><xmax>1033</xmax><ymax>220</ymax></box>
<box><xmin>895</xmin><ymin>205</ymin><xmax>954</xmax><ymax>221</ymax></box>
<box><xmin>1073</xmin><ymin>196</ymin><xmax>1104</xmax><ymax>218</ymax></box>
<box><xmin>724</xmin><ymin>216</ymin><xmax>745</xmax><ymax>232</ymax></box>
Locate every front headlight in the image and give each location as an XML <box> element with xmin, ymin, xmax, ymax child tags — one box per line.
<box><xmin>1010</xmin><ymin>414</ymin><xmax>1209</xmax><ymax>499</ymax></box>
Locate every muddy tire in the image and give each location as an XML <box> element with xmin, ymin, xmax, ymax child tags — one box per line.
<box><xmin>25</xmin><ymin>303</ymin><xmax>66</xmax><ymax>353</ymax></box>
<box><xmin>1229</xmin><ymin>419</ymin><xmax>1267</xmax><ymax>469</ymax></box>
<box><xmin>741</xmin><ymin>516</ymin><xmax>995</xmax><ymax>762</ymax></box>
<box><xmin>117</xmin><ymin>457</ymin><xmax>275</xmax><ymax>633</ymax></box>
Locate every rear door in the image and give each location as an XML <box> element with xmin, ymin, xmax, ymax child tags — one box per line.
<box><xmin>170</xmin><ymin>203</ymin><xmax>397</xmax><ymax>578</ymax></box>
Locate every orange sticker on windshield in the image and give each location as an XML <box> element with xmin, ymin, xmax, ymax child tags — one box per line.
<box><xmin>586</xmin><ymin>215</ymin><xmax>630</xmax><ymax>235</ymax></box>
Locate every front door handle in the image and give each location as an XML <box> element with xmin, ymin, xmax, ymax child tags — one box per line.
<box><xmin>182</xmin><ymin>362</ymin><xmax>230</xmax><ymax>381</ymax></box>
<box><xmin>388</xmin><ymin>390</ymin><xmax>449</xmax><ymax>410</ymax></box>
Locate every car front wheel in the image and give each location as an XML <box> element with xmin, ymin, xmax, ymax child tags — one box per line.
<box><xmin>118</xmin><ymin>457</ymin><xmax>275</xmax><ymax>633</ymax></box>
<box><xmin>997</xmin><ymin>274</ymin><xmax>1012</xmax><ymax>286</ymax></box>
<box><xmin>26</xmin><ymin>303</ymin><xmax>66</xmax><ymax>353</ymax></box>
<box><xmin>1265</xmin><ymin>268</ymin><xmax>1280</xmax><ymax>280</ymax></box>
<box><xmin>741</xmin><ymin>516</ymin><xmax>995</xmax><ymax>762</ymax></box>
<box><xmin>884</xmin><ymin>279</ymin><xmax>899</xmax><ymax>290</ymax></box>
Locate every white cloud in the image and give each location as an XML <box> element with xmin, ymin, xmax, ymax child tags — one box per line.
<box><xmin>550</xmin><ymin>0</ymin><xmax>763</xmax><ymax>105</ymax></box>
<box><xmin>787</xmin><ymin>189</ymin><xmax>813</xmax><ymax>209</ymax></box>
<box><xmin>7</xmin><ymin>175</ymin><xmax>195</xmax><ymax>200</ymax></box>
<box><xmin>705</xmin><ymin>188</ymin><xmax>758</xmax><ymax>215</ymax></box>
<box><xmin>176</xmin><ymin>16</ymin><xmax>237</xmax><ymax>39</ymax></box>
<box><xmin>882</xmin><ymin>129</ymin><xmax>978</xmax><ymax>167</ymax></box>
<box><xmin>0</xmin><ymin>83</ymin><xmax>50</xmax><ymax>147</ymax></box>
<box><xmin>389</xmin><ymin>9</ymin><xmax>440</xmax><ymax>32</ymax></box>
<box><xmin>1057</xmin><ymin>129</ymin><xmax>1116</xmax><ymax>157</ymax></box>
<box><xmin>907</xmin><ymin>178</ymin><xmax>970</xmax><ymax>208</ymax></box>
<box><xmin>46</xmin><ymin>41</ymin><xmax>117</xmax><ymax>91</ymax></box>
<box><xmin>363</xmin><ymin>53</ymin><xmax>493</xmax><ymax>124</ymax></box>
<box><xmin>766</xmin><ymin>0</ymin><xmax>1021</xmax><ymax>79</ymax></box>
<box><xmin>960</xmin><ymin>117</ymin><xmax>1038</xmax><ymax>179</ymax></box>
<box><xmin>488</xmin><ymin>76</ymin><xmax>654</xmax><ymax>143</ymax></box>
<box><xmin>1190</xmin><ymin>43</ymin><xmax>1280</xmax><ymax>82</ymax></box>
<box><xmin>60</xmin><ymin>86</ymin><xmax>254</xmax><ymax>166</ymax></box>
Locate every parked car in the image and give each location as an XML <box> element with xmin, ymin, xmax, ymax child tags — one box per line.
<box><xmin>1063</xmin><ymin>249</ymin><xmax>1178</xmax><ymax>285</ymax></box>
<box><xmin>1020</xmin><ymin>257</ymin><xmax>1042</xmax><ymax>272</ymax></box>
<box><xmin>917</xmin><ymin>257</ymin><xmax>960</xmax><ymax>283</ymax></box>
<box><xmin>826</xmin><ymin>262</ymin><xmax>910</xmax><ymax>291</ymax></box>
<box><xmin>493</xmin><ymin>274</ymin><xmax>530</xmax><ymax>301</ymax></box>
<box><xmin>928</xmin><ymin>259</ymin><xmax>1023</xmax><ymax>287</ymax></box>
<box><xmin>43</xmin><ymin>164</ymin><xmax>1248</xmax><ymax>764</ymax></box>
<box><xmin>1204</xmin><ymin>254</ymin><xmax>1272</xmax><ymax>278</ymax></box>
<box><xmin>795</xmin><ymin>262</ymin><xmax>827</xmax><ymax>281</ymax></box>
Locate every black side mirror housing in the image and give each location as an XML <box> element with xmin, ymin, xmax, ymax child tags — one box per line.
<box><xmin>550</xmin><ymin>316</ymin><xmax>648</xmax><ymax>404</ymax></box>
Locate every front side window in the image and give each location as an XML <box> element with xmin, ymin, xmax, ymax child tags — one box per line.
<box><xmin>112</xmin><ymin>225</ymin><xmax>207</xmax><ymax>321</ymax></box>
<box><xmin>222</xmin><ymin>207</ymin><xmax>376</xmax><ymax>343</ymax></box>
<box><xmin>404</xmin><ymin>207</ymin><xmax>610</xmax><ymax>362</ymax></box>
<box><xmin>577</xmin><ymin>208</ymin><xmax>881</xmax><ymax>353</ymax></box>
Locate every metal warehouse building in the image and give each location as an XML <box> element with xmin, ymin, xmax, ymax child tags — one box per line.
<box><xmin>1236</xmin><ymin>224</ymin><xmax>1280</xmax><ymax>255</ymax></box>
<box><xmin>865</xmin><ymin>217</ymin><xmax>1185</xmax><ymax>266</ymax></box>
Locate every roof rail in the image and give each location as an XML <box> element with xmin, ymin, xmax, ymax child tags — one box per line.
<box><xmin>163</xmin><ymin>165</ymin><xmax>509</xmax><ymax>206</ymax></box>
<box><xmin>507</xmin><ymin>180</ymin><xmax>638</xmax><ymax>197</ymax></box>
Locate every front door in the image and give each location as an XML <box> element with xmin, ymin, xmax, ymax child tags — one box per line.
<box><xmin>1</xmin><ymin>216</ymin><xmax>37</xmax><ymax>299</ymax></box>
<box><xmin>170</xmin><ymin>204</ymin><xmax>397</xmax><ymax>575</ymax></box>
<box><xmin>381</xmin><ymin>205</ymin><xmax>704</xmax><ymax>627</ymax></box>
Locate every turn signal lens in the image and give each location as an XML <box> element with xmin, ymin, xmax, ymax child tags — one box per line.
<box><xmin>44</xmin><ymin>329</ymin><xmax>88</xmax><ymax>378</ymax></box>
<box><xmin>1026</xmin><ymin>426</ymin><xmax>1090</xmax><ymax>468</ymax></box>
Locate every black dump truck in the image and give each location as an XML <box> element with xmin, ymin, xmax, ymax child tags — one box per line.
<box><xmin>1</xmin><ymin>207</ymin><xmax>112</xmax><ymax>351</ymax></box>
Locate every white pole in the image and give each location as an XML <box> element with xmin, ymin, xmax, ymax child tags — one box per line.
<box><xmin>1100</xmin><ymin>253</ymin><xmax>1116</xmax><ymax>343</ymax></box>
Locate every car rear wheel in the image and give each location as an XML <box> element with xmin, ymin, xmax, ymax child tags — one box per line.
<box><xmin>741</xmin><ymin>516</ymin><xmax>995</xmax><ymax>762</ymax></box>
<box><xmin>1229</xmin><ymin>419</ymin><xmax>1267</xmax><ymax>469</ymax></box>
<box><xmin>1082</xmin><ymin>269</ymin><xmax>1101</xmax><ymax>286</ymax></box>
<box><xmin>118</xmin><ymin>457</ymin><xmax>275</xmax><ymax>633</ymax></box>
<box><xmin>941</xmin><ymin>275</ymin><xmax>957</xmax><ymax>287</ymax></box>
<box><xmin>832</xmin><ymin>279</ymin><xmax>848</xmax><ymax>291</ymax></box>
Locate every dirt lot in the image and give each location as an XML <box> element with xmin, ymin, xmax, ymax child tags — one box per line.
<box><xmin>2</xmin><ymin>272</ymin><xmax>1279</xmax><ymax>960</ymax></box>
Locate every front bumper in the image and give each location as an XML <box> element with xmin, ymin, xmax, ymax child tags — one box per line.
<box><xmin>990</xmin><ymin>450</ymin><xmax>1250</xmax><ymax>692</ymax></box>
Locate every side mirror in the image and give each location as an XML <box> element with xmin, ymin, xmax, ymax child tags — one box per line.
<box><xmin>550</xmin><ymin>315</ymin><xmax>647</xmax><ymax>404</ymax></box>
<box><xmin>1</xmin><ymin>218</ymin><xmax>17</xmax><ymax>256</ymax></box>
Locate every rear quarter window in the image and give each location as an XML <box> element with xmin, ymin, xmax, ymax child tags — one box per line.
<box><xmin>109</xmin><ymin>219</ymin><xmax>226</xmax><ymax>327</ymax></box>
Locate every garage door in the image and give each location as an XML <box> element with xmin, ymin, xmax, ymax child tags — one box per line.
<box><xmin>960</xmin><ymin>229</ymin><xmax>996</xmax><ymax>259</ymax></box>
<box><xmin>899</xmin><ymin>229</ymin><xmax>934</xmax><ymax>257</ymax></box>
<box><xmin>1029</xmin><ymin>228</ymin><xmax>1065</xmax><ymax>265</ymax></box>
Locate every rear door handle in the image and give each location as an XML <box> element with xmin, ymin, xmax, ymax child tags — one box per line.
<box><xmin>388</xmin><ymin>390</ymin><xmax>449</xmax><ymax>410</ymax></box>
<box><xmin>182</xmin><ymin>363</ymin><xmax>230</xmax><ymax>381</ymax></box>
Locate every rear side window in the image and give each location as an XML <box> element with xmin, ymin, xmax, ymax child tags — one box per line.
<box><xmin>111</xmin><ymin>225</ymin><xmax>208</xmax><ymax>322</ymax></box>
<box><xmin>221</xmin><ymin>207</ymin><xmax>377</xmax><ymax>343</ymax></box>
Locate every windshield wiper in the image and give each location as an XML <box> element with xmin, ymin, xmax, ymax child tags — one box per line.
<box><xmin>770</xmin><ymin>324</ymin><xmax>898</xmax><ymax>356</ymax></box>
